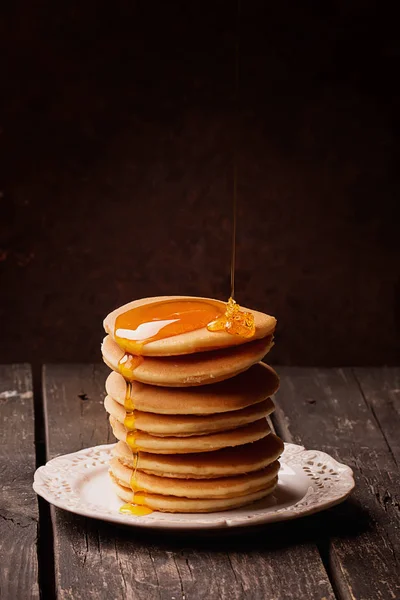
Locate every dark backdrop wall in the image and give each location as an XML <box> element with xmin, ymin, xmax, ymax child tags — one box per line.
<box><xmin>1</xmin><ymin>1</ymin><xmax>399</xmax><ymax>367</ymax></box>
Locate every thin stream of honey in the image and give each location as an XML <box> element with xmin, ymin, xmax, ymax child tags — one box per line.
<box><xmin>230</xmin><ymin>163</ymin><xmax>237</xmax><ymax>301</ymax></box>
<box><xmin>206</xmin><ymin>0</ymin><xmax>255</xmax><ymax>339</ymax></box>
<box><xmin>230</xmin><ymin>0</ymin><xmax>239</xmax><ymax>302</ymax></box>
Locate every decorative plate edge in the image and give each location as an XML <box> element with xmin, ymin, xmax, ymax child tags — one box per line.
<box><xmin>33</xmin><ymin>442</ymin><xmax>355</xmax><ymax>529</ymax></box>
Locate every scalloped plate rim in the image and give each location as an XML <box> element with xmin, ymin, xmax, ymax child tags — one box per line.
<box><xmin>33</xmin><ymin>443</ymin><xmax>355</xmax><ymax>530</ymax></box>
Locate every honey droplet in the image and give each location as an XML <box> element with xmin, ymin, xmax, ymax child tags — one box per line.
<box><xmin>124</xmin><ymin>382</ymin><xmax>135</xmax><ymax>411</ymax></box>
<box><xmin>119</xmin><ymin>503</ymin><xmax>153</xmax><ymax>516</ymax></box>
<box><xmin>114</xmin><ymin>299</ymin><xmax>225</xmax><ymax>354</ymax></box>
<box><xmin>133</xmin><ymin>492</ymin><xmax>148</xmax><ymax>506</ymax></box>
<box><xmin>126</xmin><ymin>431</ymin><xmax>138</xmax><ymax>451</ymax></box>
<box><xmin>124</xmin><ymin>412</ymin><xmax>136</xmax><ymax>431</ymax></box>
<box><xmin>130</xmin><ymin>473</ymin><xmax>141</xmax><ymax>492</ymax></box>
<box><xmin>207</xmin><ymin>297</ymin><xmax>255</xmax><ymax>338</ymax></box>
<box><xmin>118</xmin><ymin>353</ymin><xmax>143</xmax><ymax>380</ymax></box>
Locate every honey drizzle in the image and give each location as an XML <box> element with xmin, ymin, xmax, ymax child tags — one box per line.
<box><xmin>118</xmin><ymin>353</ymin><xmax>143</xmax><ymax>381</ymax></box>
<box><xmin>123</xmin><ymin>412</ymin><xmax>136</xmax><ymax>430</ymax></box>
<box><xmin>123</xmin><ymin>383</ymin><xmax>136</xmax><ymax>430</ymax></box>
<box><xmin>126</xmin><ymin>430</ymin><xmax>138</xmax><ymax>451</ymax></box>
<box><xmin>119</xmin><ymin>384</ymin><xmax>153</xmax><ymax>516</ymax></box>
<box><xmin>124</xmin><ymin>381</ymin><xmax>134</xmax><ymax>411</ymax></box>
<box><xmin>119</xmin><ymin>450</ymin><xmax>153</xmax><ymax>516</ymax></box>
<box><xmin>130</xmin><ymin>452</ymin><xmax>140</xmax><ymax>489</ymax></box>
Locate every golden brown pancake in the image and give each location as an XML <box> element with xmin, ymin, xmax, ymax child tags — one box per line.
<box><xmin>110</xmin><ymin>416</ymin><xmax>271</xmax><ymax>453</ymax></box>
<box><xmin>104</xmin><ymin>295</ymin><xmax>276</xmax><ymax>356</ymax></box>
<box><xmin>105</xmin><ymin>394</ymin><xmax>275</xmax><ymax>436</ymax></box>
<box><xmin>102</xmin><ymin>334</ymin><xmax>274</xmax><ymax>387</ymax></box>
<box><xmin>113</xmin><ymin>435</ymin><xmax>284</xmax><ymax>478</ymax></box>
<box><xmin>110</xmin><ymin>457</ymin><xmax>279</xmax><ymax>498</ymax></box>
<box><xmin>105</xmin><ymin>362</ymin><xmax>279</xmax><ymax>414</ymax></box>
<box><xmin>110</xmin><ymin>473</ymin><xmax>278</xmax><ymax>513</ymax></box>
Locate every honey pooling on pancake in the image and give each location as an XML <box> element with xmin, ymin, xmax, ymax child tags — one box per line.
<box><xmin>114</xmin><ymin>299</ymin><xmax>225</xmax><ymax>354</ymax></box>
<box><xmin>207</xmin><ymin>297</ymin><xmax>255</xmax><ymax>338</ymax></box>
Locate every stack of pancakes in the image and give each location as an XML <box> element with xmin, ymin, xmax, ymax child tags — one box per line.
<box><xmin>102</xmin><ymin>296</ymin><xmax>283</xmax><ymax>513</ymax></box>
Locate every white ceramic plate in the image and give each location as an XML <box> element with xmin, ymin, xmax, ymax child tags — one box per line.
<box><xmin>33</xmin><ymin>443</ymin><xmax>354</xmax><ymax>530</ymax></box>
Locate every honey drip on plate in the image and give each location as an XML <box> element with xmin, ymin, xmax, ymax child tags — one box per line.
<box><xmin>120</xmin><ymin>491</ymin><xmax>152</xmax><ymax>516</ymax></box>
<box><xmin>119</xmin><ymin>503</ymin><xmax>153</xmax><ymax>516</ymax></box>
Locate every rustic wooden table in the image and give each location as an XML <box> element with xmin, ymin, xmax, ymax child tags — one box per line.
<box><xmin>1</xmin><ymin>364</ymin><xmax>399</xmax><ymax>600</ymax></box>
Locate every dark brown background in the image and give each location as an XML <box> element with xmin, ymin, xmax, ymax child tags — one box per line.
<box><xmin>1</xmin><ymin>1</ymin><xmax>399</xmax><ymax>367</ymax></box>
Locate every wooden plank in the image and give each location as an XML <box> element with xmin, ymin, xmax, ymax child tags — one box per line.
<box><xmin>43</xmin><ymin>363</ymin><xmax>335</xmax><ymax>600</ymax></box>
<box><xmin>354</xmin><ymin>367</ymin><xmax>400</xmax><ymax>466</ymax></box>
<box><xmin>274</xmin><ymin>367</ymin><xmax>400</xmax><ymax>600</ymax></box>
<box><xmin>0</xmin><ymin>364</ymin><xmax>39</xmax><ymax>600</ymax></box>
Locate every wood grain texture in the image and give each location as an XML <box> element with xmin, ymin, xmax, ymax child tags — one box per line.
<box><xmin>43</xmin><ymin>363</ymin><xmax>335</xmax><ymax>600</ymax></box>
<box><xmin>0</xmin><ymin>364</ymin><xmax>39</xmax><ymax>600</ymax></box>
<box><xmin>274</xmin><ymin>367</ymin><xmax>400</xmax><ymax>600</ymax></box>
<box><xmin>354</xmin><ymin>367</ymin><xmax>400</xmax><ymax>466</ymax></box>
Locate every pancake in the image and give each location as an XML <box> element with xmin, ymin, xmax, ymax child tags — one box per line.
<box><xmin>102</xmin><ymin>334</ymin><xmax>274</xmax><ymax>387</ymax></box>
<box><xmin>109</xmin><ymin>457</ymin><xmax>280</xmax><ymax>498</ymax></box>
<box><xmin>105</xmin><ymin>362</ymin><xmax>279</xmax><ymax>414</ymax></box>
<box><xmin>110</xmin><ymin>474</ymin><xmax>278</xmax><ymax>512</ymax></box>
<box><xmin>105</xmin><ymin>395</ymin><xmax>275</xmax><ymax>436</ymax></box>
<box><xmin>110</xmin><ymin>416</ymin><xmax>271</xmax><ymax>453</ymax></box>
<box><xmin>113</xmin><ymin>435</ymin><xmax>284</xmax><ymax>478</ymax></box>
<box><xmin>104</xmin><ymin>295</ymin><xmax>277</xmax><ymax>356</ymax></box>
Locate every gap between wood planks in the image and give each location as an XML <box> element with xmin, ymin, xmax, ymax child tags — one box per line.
<box><xmin>272</xmin><ymin>366</ymin><xmax>400</xmax><ymax>600</ymax></box>
<box><xmin>32</xmin><ymin>365</ymin><xmax>56</xmax><ymax>600</ymax></box>
<box><xmin>268</xmin><ymin>413</ymin><xmax>343</xmax><ymax>600</ymax></box>
<box><xmin>270</xmin><ymin>411</ymin><xmax>341</xmax><ymax>600</ymax></box>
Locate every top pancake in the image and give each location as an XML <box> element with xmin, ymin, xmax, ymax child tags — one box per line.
<box><xmin>104</xmin><ymin>296</ymin><xmax>276</xmax><ymax>356</ymax></box>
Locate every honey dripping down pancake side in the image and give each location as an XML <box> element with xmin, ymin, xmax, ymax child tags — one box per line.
<box><xmin>101</xmin><ymin>296</ymin><xmax>281</xmax><ymax>515</ymax></box>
